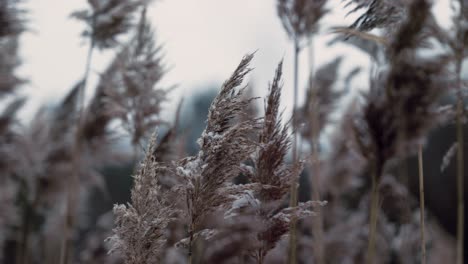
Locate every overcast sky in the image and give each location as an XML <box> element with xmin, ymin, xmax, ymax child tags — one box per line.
<box><xmin>17</xmin><ymin>0</ymin><xmax>453</xmax><ymax>120</ymax></box>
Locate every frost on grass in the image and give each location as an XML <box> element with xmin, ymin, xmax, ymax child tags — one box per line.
<box><xmin>441</xmin><ymin>142</ymin><xmax>458</xmax><ymax>173</ymax></box>
<box><xmin>204</xmin><ymin>61</ymin><xmax>327</xmax><ymax>263</ymax></box>
<box><xmin>245</xmin><ymin>61</ymin><xmax>326</xmax><ymax>261</ymax></box>
<box><xmin>108</xmin><ymin>132</ymin><xmax>178</xmax><ymax>264</ymax></box>
<box><xmin>174</xmin><ymin>53</ymin><xmax>260</xmax><ymax>237</ymax></box>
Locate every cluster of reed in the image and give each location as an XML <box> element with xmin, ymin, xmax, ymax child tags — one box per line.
<box><xmin>1</xmin><ymin>0</ymin><xmax>467</xmax><ymax>263</ymax></box>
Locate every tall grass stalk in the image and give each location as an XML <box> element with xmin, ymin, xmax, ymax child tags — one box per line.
<box><xmin>79</xmin><ymin>31</ymin><xmax>96</xmax><ymax>114</ymax></box>
<box><xmin>288</xmin><ymin>38</ymin><xmax>300</xmax><ymax>264</ymax></box>
<box><xmin>308</xmin><ymin>36</ymin><xmax>324</xmax><ymax>264</ymax></box>
<box><xmin>366</xmin><ymin>163</ymin><xmax>379</xmax><ymax>264</ymax></box>
<box><xmin>60</xmin><ymin>29</ymin><xmax>95</xmax><ymax>264</ymax></box>
<box><xmin>418</xmin><ymin>144</ymin><xmax>426</xmax><ymax>264</ymax></box>
<box><xmin>456</xmin><ymin>58</ymin><xmax>464</xmax><ymax>264</ymax></box>
<box><xmin>188</xmin><ymin>223</ymin><xmax>194</xmax><ymax>264</ymax></box>
<box><xmin>456</xmin><ymin>1</ymin><xmax>465</xmax><ymax>260</ymax></box>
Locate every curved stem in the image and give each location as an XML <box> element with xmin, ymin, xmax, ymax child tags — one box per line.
<box><xmin>79</xmin><ymin>35</ymin><xmax>95</xmax><ymax>117</ymax></box>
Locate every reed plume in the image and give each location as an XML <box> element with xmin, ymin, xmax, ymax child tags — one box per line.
<box><xmin>349</xmin><ymin>0</ymin><xmax>452</xmax><ymax>262</ymax></box>
<box><xmin>72</xmin><ymin>0</ymin><xmax>150</xmax><ymax>49</ymax></box>
<box><xmin>276</xmin><ymin>1</ymin><xmax>328</xmax><ymax>262</ymax></box>
<box><xmin>174</xmin><ymin>53</ymin><xmax>260</xmax><ymax>263</ymax></box>
<box><xmin>101</xmin><ymin>9</ymin><xmax>170</xmax><ymax>150</ymax></box>
<box><xmin>108</xmin><ymin>132</ymin><xmax>178</xmax><ymax>264</ymax></box>
<box><xmin>243</xmin><ymin>61</ymin><xmax>325</xmax><ymax>263</ymax></box>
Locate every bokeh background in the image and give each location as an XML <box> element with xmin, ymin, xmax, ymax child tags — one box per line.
<box><xmin>2</xmin><ymin>0</ymin><xmax>467</xmax><ymax>263</ymax></box>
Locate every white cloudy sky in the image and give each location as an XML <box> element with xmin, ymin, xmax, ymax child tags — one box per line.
<box><xmin>17</xmin><ymin>0</ymin><xmax>453</xmax><ymax>120</ymax></box>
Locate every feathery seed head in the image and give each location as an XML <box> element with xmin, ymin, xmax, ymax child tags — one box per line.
<box><xmin>277</xmin><ymin>0</ymin><xmax>328</xmax><ymax>42</ymax></box>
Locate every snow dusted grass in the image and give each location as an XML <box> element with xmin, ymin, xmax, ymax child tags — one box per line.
<box><xmin>0</xmin><ymin>0</ymin><xmax>466</xmax><ymax>263</ymax></box>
